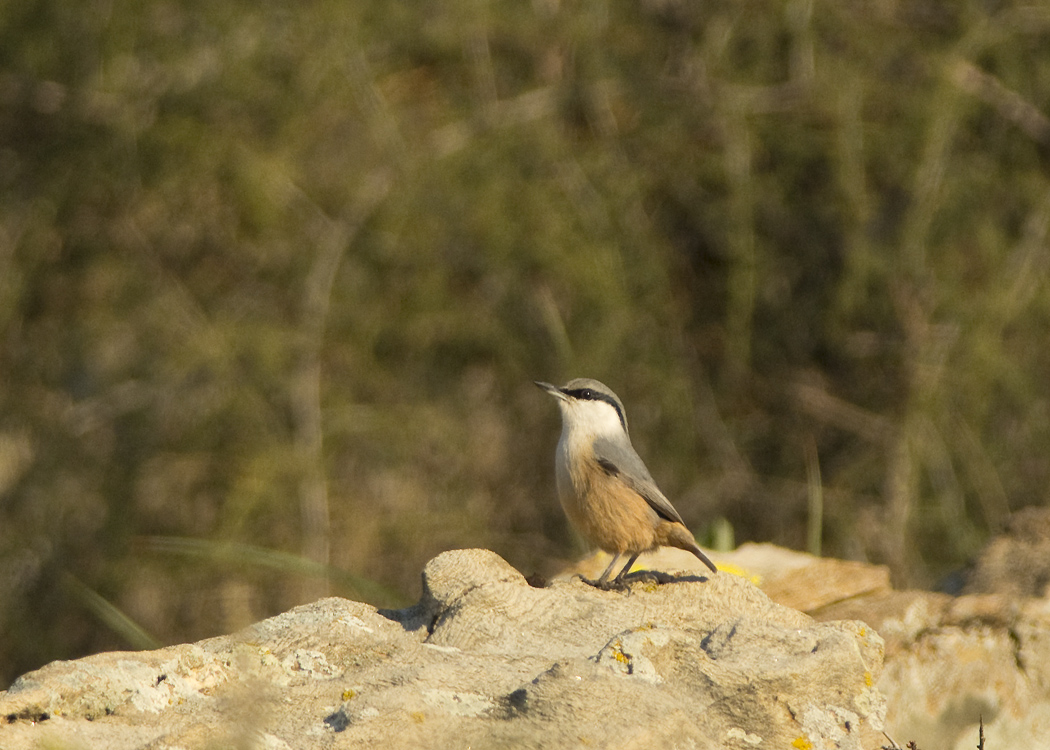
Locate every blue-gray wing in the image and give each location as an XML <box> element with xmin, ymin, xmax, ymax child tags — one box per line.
<box><xmin>593</xmin><ymin>435</ymin><xmax>686</xmax><ymax>526</ymax></box>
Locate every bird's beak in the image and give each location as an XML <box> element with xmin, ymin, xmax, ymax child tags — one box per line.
<box><xmin>534</xmin><ymin>381</ymin><xmax>567</xmax><ymax>401</ymax></box>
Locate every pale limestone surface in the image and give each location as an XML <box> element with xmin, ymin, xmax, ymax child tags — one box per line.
<box><xmin>707</xmin><ymin>541</ymin><xmax>1050</xmax><ymax>750</ymax></box>
<box><xmin>581</xmin><ymin>540</ymin><xmax>1050</xmax><ymax>750</ymax></box>
<box><xmin>0</xmin><ymin>548</ymin><xmax>885</xmax><ymax>750</ymax></box>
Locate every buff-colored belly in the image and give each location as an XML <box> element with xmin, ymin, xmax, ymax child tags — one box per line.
<box><xmin>556</xmin><ymin>451</ymin><xmax>659</xmax><ymax>555</ymax></box>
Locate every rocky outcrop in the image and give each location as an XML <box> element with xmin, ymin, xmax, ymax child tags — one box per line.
<box><xmin>717</xmin><ymin>541</ymin><xmax>1050</xmax><ymax>750</ymax></box>
<box><xmin>0</xmin><ymin>548</ymin><xmax>886</xmax><ymax>750</ymax></box>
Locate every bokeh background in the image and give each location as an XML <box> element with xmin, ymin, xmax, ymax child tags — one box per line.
<box><xmin>3</xmin><ymin>0</ymin><xmax>1050</xmax><ymax>688</ymax></box>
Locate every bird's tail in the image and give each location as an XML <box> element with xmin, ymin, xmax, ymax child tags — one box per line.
<box><xmin>660</xmin><ymin>522</ymin><xmax>718</xmax><ymax>574</ymax></box>
<box><xmin>687</xmin><ymin>543</ymin><xmax>718</xmax><ymax>574</ymax></box>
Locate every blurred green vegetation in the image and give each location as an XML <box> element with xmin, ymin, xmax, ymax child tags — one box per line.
<box><xmin>2</xmin><ymin>0</ymin><xmax>1049</xmax><ymax>687</ymax></box>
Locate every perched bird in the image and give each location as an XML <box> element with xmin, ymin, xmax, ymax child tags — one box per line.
<box><xmin>536</xmin><ymin>378</ymin><xmax>717</xmax><ymax>589</ymax></box>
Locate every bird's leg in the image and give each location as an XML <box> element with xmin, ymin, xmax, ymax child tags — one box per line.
<box><xmin>595</xmin><ymin>554</ymin><xmax>621</xmax><ymax>587</ymax></box>
<box><xmin>610</xmin><ymin>553</ymin><xmax>641</xmax><ymax>588</ymax></box>
<box><xmin>577</xmin><ymin>553</ymin><xmax>621</xmax><ymax>589</ymax></box>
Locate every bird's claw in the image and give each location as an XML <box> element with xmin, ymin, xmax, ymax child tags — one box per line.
<box><xmin>575</xmin><ymin>574</ymin><xmax>632</xmax><ymax>592</ymax></box>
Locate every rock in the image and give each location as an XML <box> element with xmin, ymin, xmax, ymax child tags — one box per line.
<box><xmin>716</xmin><ymin>543</ymin><xmax>894</xmax><ymax>612</ymax></box>
<box><xmin>604</xmin><ymin>536</ymin><xmax>1050</xmax><ymax>749</ymax></box>
<box><xmin>734</xmin><ymin>539</ymin><xmax>1050</xmax><ymax>750</ymax></box>
<box><xmin>0</xmin><ymin>548</ymin><xmax>886</xmax><ymax>750</ymax></box>
<box><xmin>815</xmin><ymin>590</ymin><xmax>1050</xmax><ymax>750</ymax></box>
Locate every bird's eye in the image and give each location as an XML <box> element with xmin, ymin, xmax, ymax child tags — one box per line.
<box><xmin>580</xmin><ymin>389</ymin><xmax>594</xmax><ymax>399</ymax></box>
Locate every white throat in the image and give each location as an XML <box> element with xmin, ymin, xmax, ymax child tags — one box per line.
<box><xmin>557</xmin><ymin>398</ymin><xmax>625</xmax><ymax>445</ymax></box>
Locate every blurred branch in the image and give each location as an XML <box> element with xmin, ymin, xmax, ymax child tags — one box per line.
<box><xmin>805</xmin><ymin>436</ymin><xmax>823</xmax><ymax>558</ymax></box>
<box><xmin>950</xmin><ymin>59</ymin><xmax>1050</xmax><ymax>146</ymax></box>
<box><xmin>64</xmin><ymin>381</ymin><xmax>153</xmax><ymax>437</ymax></box>
<box><xmin>1003</xmin><ymin>188</ymin><xmax>1050</xmax><ymax>322</ymax></box>
<box><xmin>787</xmin><ymin>0</ymin><xmax>815</xmax><ymax>91</ymax></box>
<box><xmin>879</xmin><ymin>29</ymin><xmax>981</xmax><ymax>577</ymax></box>
<box><xmin>536</xmin><ymin>285</ymin><xmax>574</xmax><ymax>369</ymax></box>
<box><xmin>915</xmin><ymin>413</ymin><xmax>976</xmax><ymax>553</ymax></box>
<box><xmin>885</xmin><ymin>286</ymin><xmax>961</xmax><ymax>577</ymax></box>
<box><xmin>900</xmin><ymin>80</ymin><xmax>963</xmax><ymax>278</ymax></box>
<box><xmin>719</xmin><ymin>98</ymin><xmax>756</xmax><ymax>382</ymax></box>
<box><xmin>115</xmin><ymin>215</ymin><xmax>256</xmax><ymax>399</ymax></box>
<box><xmin>833</xmin><ymin>77</ymin><xmax>875</xmax><ymax>314</ymax></box>
<box><xmin>347</xmin><ymin>50</ymin><xmax>408</xmax><ymax>161</ymax></box>
<box><xmin>791</xmin><ymin>380</ymin><xmax>892</xmax><ymax>444</ymax></box>
<box><xmin>59</xmin><ymin>572</ymin><xmax>161</xmax><ymax>651</ymax></box>
<box><xmin>835</xmin><ymin>79</ymin><xmax>871</xmax><ymax>225</ymax></box>
<box><xmin>431</xmin><ymin>86</ymin><xmax>556</xmax><ymax>158</ymax></box>
<box><xmin>465</xmin><ymin>16</ymin><xmax>498</xmax><ymax>114</ymax></box>
<box><xmin>141</xmin><ymin>536</ymin><xmax>408</xmax><ymax>607</ymax></box>
<box><xmin>689</xmin><ymin>356</ymin><xmax>758</xmax><ymax>502</ymax></box>
<box><xmin>0</xmin><ymin>431</ymin><xmax>33</xmax><ymax>496</ymax></box>
<box><xmin>554</xmin><ymin>155</ymin><xmax>622</xmax><ymax>254</ymax></box>
<box><xmin>949</xmin><ymin>414</ymin><xmax>1009</xmax><ymax>532</ymax></box>
<box><xmin>290</xmin><ymin>169</ymin><xmax>394</xmax><ymax>598</ymax></box>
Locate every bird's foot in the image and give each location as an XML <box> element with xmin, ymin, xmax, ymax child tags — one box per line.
<box><xmin>574</xmin><ymin>574</ymin><xmax>631</xmax><ymax>592</ymax></box>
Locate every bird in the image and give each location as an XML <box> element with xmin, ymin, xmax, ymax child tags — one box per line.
<box><xmin>535</xmin><ymin>378</ymin><xmax>717</xmax><ymax>590</ymax></box>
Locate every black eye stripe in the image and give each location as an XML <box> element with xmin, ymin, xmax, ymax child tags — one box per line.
<box><xmin>563</xmin><ymin>388</ymin><xmax>597</xmax><ymax>401</ymax></box>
